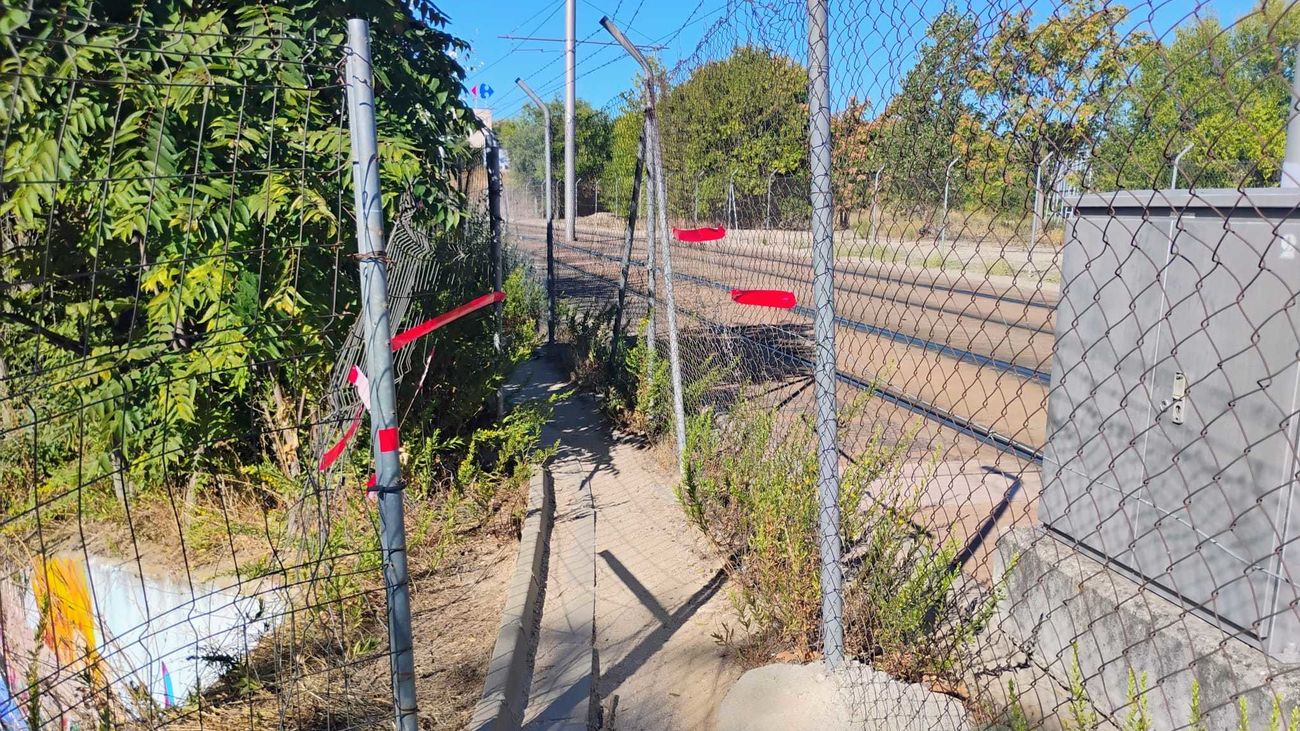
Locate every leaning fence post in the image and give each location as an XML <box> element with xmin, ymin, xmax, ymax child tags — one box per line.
<box><xmin>609</xmin><ymin>123</ymin><xmax>647</xmax><ymax>375</ymax></box>
<box><xmin>642</xmin><ymin>117</ymin><xmax>657</xmax><ymax>372</ymax></box>
<box><xmin>804</xmin><ymin>0</ymin><xmax>844</xmax><ymax>669</ymax></box>
<box><xmin>344</xmin><ymin>19</ymin><xmax>420</xmax><ymax>727</ymax></box>
<box><xmin>603</xmin><ymin>16</ymin><xmax>688</xmax><ymax>478</ymax></box>
<box><xmin>515</xmin><ymin>78</ymin><xmax>555</xmax><ymax>344</ymax></box>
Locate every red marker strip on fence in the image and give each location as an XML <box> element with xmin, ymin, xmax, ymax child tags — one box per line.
<box><xmin>672</xmin><ymin>226</ymin><xmax>726</xmax><ymax>242</ymax></box>
<box><xmin>318</xmin><ymin>406</ymin><xmax>364</xmax><ymax>471</ymax></box>
<box><xmin>730</xmin><ymin>288</ymin><xmax>797</xmax><ymax>309</ymax></box>
<box><xmin>390</xmin><ymin>291</ymin><xmax>506</xmax><ymax>351</ymax></box>
<box><xmin>348</xmin><ymin>365</ymin><xmax>371</xmax><ymax>411</ymax></box>
<box><xmin>377</xmin><ymin>427</ymin><xmax>400</xmax><ymax>453</ymax></box>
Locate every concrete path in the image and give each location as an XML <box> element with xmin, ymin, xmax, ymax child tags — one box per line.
<box><xmin>506</xmin><ymin>352</ymin><xmax>741</xmax><ymax>730</ymax></box>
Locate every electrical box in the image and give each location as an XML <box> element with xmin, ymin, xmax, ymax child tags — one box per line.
<box><xmin>1042</xmin><ymin>189</ymin><xmax>1300</xmax><ymax>661</ymax></box>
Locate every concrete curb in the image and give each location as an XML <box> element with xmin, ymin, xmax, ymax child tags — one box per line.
<box><xmin>469</xmin><ymin>466</ymin><xmax>554</xmax><ymax>731</ymax></box>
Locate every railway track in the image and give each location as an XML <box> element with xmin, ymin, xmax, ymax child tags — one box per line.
<box><xmin>510</xmin><ymin>219</ymin><xmax>1052</xmax><ymax>463</ymax></box>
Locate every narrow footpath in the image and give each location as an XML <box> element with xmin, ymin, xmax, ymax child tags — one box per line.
<box><xmin>505</xmin><ymin>352</ymin><xmax>742</xmax><ymax>730</ymax></box>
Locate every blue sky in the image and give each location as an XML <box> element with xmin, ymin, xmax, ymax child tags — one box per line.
<box><xmin>438</xmin><ymin>0</ymin><xmax>729</xmax><ymax>120</ymax></box>
<box><xmin>436</xmin><ymin>0</ymin><xmax>1261</xmax><ymax>123</ymax></box>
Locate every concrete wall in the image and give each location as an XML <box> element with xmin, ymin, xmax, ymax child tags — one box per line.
<box><xmin>989</xmin><ymin>528</ymin><xmax>1300</xmax><ymax>730</ymax></box>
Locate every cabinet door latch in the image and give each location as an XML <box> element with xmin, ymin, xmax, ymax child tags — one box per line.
<box><xmin>1164</xmin><ymin>372</ymin><xmax>1187</xmax><ymax>425</ymax></box>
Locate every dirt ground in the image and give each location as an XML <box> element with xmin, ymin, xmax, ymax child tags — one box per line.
<box><xmin>408</xmin><ymin>534</ymin><xmax>515</xmax><ymax>730</ymax></box>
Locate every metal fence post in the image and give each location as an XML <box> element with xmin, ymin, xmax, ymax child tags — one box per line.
<box><xmin>804</xmin><ymin>0</ymin><xmax>844</xmax><ymax>669</ymax></box>
<box><xmin>486</xmin><ymin>132</ymin><xmax>506</xmax><ymax>417</ymax></box>
<box><xmin>648</xmin><ymin>106</ymin><xmax>688</xmax><ymax>477</ymax></box>
<box><xmin>940</xmin><ymin>156</ymin><xmax>958</xmax><ymax>251</ymax></box>
<box><xmin>728</xmin><ymin>170</ymin><xmax>737</xmax><ymax>229</ymax></box>
<box><xmin>602</xmin><ymin>16</ymin><xmax>688</xmax><ymax>477</ymax></box>
<box><xmin>610</xmin><ymin>124</ymin><xmax>647</xmax><ymax>374</ymax></box>
<box><xmin>694</xmin><ymin>171</ymin><xmax>702</xmax><ymax>225</ymax></box>
<box><xmin>1171</xmin><ymin>143</ymin><xmax>1193</xmax><ymax>190</ymax></box>
<box><xmin>643</xmin><ymin>118</ymin><xmax>657</xmax><ymax>369</ymax></box>
<box><xmin>766</xmin><ymin>171</ymin><xmax>775</xmax><ymax>229</ymax></box>
<box><xmin>1030</xmin><ymin>150</ymin><xmax>1055</xmax><ymax>250</ymax></box>
<box><xmin>515</xmin><ymin>78</ymin><xmax>555</xmax><ymax>344</ymax></box>
<box><xmin>344</xmin><ymin>19</ymin><xmax>419</xmax><ymax>727</ymax></box>
<box><xmin>869</xmin><ymin>165</ymin><xmax>883</xmax><ymax>247</ymax></box>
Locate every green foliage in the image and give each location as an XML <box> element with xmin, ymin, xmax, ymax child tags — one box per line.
<box><xmin>1006</xmin><ymin>679</ymin><xmax>1031</xmax><ymax>731</ymax></box>
<box><xmin>1123</xmin><ymin>670</ymin><xmax>1152</xmax><ymax>731</ymax></box>
<box><xmin>601</xmin><ymin>110</ymin><xmax>645</xmax><ymax>211</ymax></box>
<box><xmin>1067</xmin><ymin>644</ymin><xmax>1099</xmax><ymax>731</ymax></box>
<box><xmin>1190</xmin><ymin>678</ymin><xmax>1207</xmax><ymax>731</ymax></box>
<box><xmin>845</xmin><ymin>458</ymin><xmax>1002</xmax><ymax>681</ymax></box>
<box><xmin>496</xmin><ymin>98</ymin><xmax>612</xmax><ymax>214</ymax></box>
<box><xmin>0</xmin><ymin>0</ymin><xmax>477</xmax><ymax>495</ymax></box>
<box><xmin>448</xmin><ymin>395</ymin><xmax>556</xmax><ymax>518</ymax></box>
<box><xmin>659</xmin><ymin>47</ymin><xmax>808</xmax><ymax>219</ymax></box>
<box><xmin>867</xmin><ymin>11</ymin><xmax>980</xmax><ymax>209</ymax></box>
<box><xmin>1095</xmin><ymin>3</ymin><xmax>1300</xmax><ymax>189</ymax></box>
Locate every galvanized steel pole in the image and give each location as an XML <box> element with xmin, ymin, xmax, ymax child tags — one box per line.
<box><xmin>1030</xmin><ymin>150</ymin><xmax>1055</xmax><ymax>250</ymax></box>
<box><xmin>516</xmin><ymin>78</ymin><xmax>556</xmax><ymax>343</ymax></box>
<box><xmin>870</xmin><ymin>166</ymin><xmax>883</xmax><ymax>247</ymax></box>
<box><xmin>766</xmin><ymin>171</ymin><xmax>775</xmax><ymax>229</ymax></box>
<box><xmin>643</xmin><ymin>118</ymin><xmax>657</xmax><ymax>367</ymax></box>
<box><xmin>565</xmin><ymin>0</ymin><xmax>577</xmax><ymax>240</ymax></box>
<box><xmin>804</xmin><ymin>0</ymin><xmax>844</xmax><ymax>668</ymax></box>
<box><xmin>486</xmin><ymin>132</ymin><xmax>506</xmax><ymax>418</ymax></box>
<box><xmin>344</xmin><ymin>20</ymin><xmax>419</xmax><ymax>727</ymax></box>
<box><xmin>1170</xmin><ymin>143</ymin><xmax>1193</xmax><ymax>190</ymax></box>
<box><xmin>940</xmin><ymin>156</ymin><xmax>958</xmax><ymax>251</ymax></box>
<box><xmin>602</xmin><ymin>16</ymin><xmax>688</xmax><ymax>477</ymax></box>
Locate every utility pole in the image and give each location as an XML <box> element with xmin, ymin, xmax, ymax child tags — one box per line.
<box><xmin>565</xmin><ymin>0</ymin><xmax>576</xmax><ymax>240</ymax></box>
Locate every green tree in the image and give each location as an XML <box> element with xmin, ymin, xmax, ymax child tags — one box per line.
<box><xmin>970</xmin><ymin>0</ymin><xmax>1141</xmax><ymax>211</ymax></box>
<box><xmin>599</xmin><ymin>108</ymin><xmax>645</xmax><ymax>216</ymax></box>
<box><xmin>658</xmin><ymin>46</ymin><xmax>808</xmax><ymax>220</ymax></box>
<box><xmin>496</xmin><ymin>98</ymin><xmax>612</xmax><ymax>217</ymax></box>
<box><xmin>0</xmin><ymin>0</ymin><xmax>476</xmax><ymax>487</ymax></box>
<box><xmin>1095</xmin><ymin>2</ymin><xmax>1300</xmax><ymax>189</ymax></box>
<box><xmin>870</xmin><ymin>11</ymin><xmax>981</xmax><ymax>210</ymax></box>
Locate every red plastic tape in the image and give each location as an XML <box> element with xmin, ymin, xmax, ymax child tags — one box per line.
<box><xmin>730</xmin><ymin>288</ymin><xmax>797</xmax><ymax>309</ymax></box>
<box><xmin>672</xmin><ymin>226</ymin><xmax>726</xmax><ymax>242</ymax></box>
<box><xmin>390</xmin><ymin>291</ymin><xmax>505</xmax><ymax>351</ymax></box>
<box><xmin>318</xmin><ymin>406</ymin><xmax>364</xmax><ymax>471</ymax></box>
<box><xmin>377</xmin><ymin>427</ymin><xmax>400</xmax><ymax>453</ymax></box>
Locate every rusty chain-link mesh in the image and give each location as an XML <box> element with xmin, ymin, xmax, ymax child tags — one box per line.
<box><xmin>506</xmin><ymin>0</ymin><xmax>1300</xmax><ymax>728</ymax></box>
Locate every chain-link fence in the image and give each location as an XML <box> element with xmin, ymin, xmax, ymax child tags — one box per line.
<box><xmin>0</xmin><ymin>4</ymin><xmax>534</xmax><ymax>729</ymax></box>
<box><xmin>506</xmin><ymin>0</ymin><xmax>1300</xmax><ymax>728</ymax></box>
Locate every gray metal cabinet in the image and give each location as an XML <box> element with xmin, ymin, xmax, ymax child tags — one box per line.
<box><xmin>1042</xmin><ymin>189</ymin><xmax>1300</xmax><ymax>661</ymax></box>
